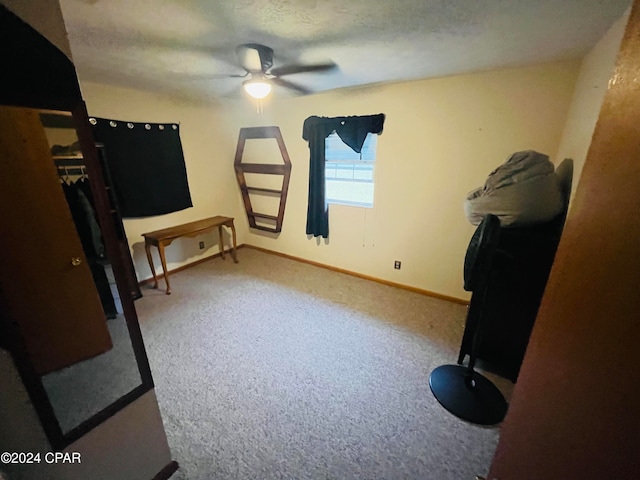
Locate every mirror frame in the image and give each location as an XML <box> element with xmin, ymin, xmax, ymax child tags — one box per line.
<box><xmin>2</xmin><ymin>104</ymin><xmax>155</xmax><ymax>450</ymax></box>
<box><xmin>0</xmin><ymin>5</ymin><xmax>153</xmax><ymax>450</ymax></box>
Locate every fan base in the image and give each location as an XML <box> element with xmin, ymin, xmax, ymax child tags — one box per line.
<box><xmin>429</xmin><ymin>364</ymin><xmax>507</xmax><ymax>425</ymax></box>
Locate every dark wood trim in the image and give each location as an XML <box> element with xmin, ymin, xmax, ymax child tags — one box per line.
<box><xmin>252</xmin><ymin>213</ymin><xmax>279</xmax><ymax>221</ymax></box>
<box><xmin>236</xmin><ymin>163</ymin><xmax>287</xmax><ymax>174</ymax></box>
<box><xmin>1</xmin><ymin>6</ymin><xmax>155</xmax><ymax>455</ymax></box>
<box><xmin>245</xmin><ymin>186</ymin><xmax>283</xmax><ymax>194</ymax></box>
<box><xmin>238</xmin><ymin>126</ymin><xmax>282</xmax><ymax>138</ymax></box>
<box><xmin>6</xmin><ymin>303</ymin><xmax>152</xmax><ymax>451</ymax></box>
<box><xmin>151</xmin><ymin>460</ymin><xmax>179</xmax><ymax>480</ymax></box>
<box><xmin>62</xmin><ymin>384</ymin><xmax>152</xmax><ymax>449</ymax></box>
<box><xmin>252</xmin><ymin>224</ymin><xmax>279</xmax><ymax>233</ymax></box>
<box><xmin>2</xmin><ymin>104</ymin><xmax>155</xmax><ymax>451</ymax></box>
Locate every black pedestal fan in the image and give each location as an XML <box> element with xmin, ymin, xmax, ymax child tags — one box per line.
<box><xmin>429</xmin><ymin>214</ymin><xmax>508</xmax><ymax>425</ymax></box>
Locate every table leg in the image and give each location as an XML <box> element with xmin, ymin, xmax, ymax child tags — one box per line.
<box><xmin>144</xmin><ymin>241</ymin><xmax>159</xmax><ymax>289</ymax></box>
<box><xmin>229</xmin><ymin>220</ymin><xmax>239</xmax><ymax>263</ymax></box>
<box><xmin>218</xmin><ymin>225</ymin><xmax>225</xmax><ymax>260</ymax></box>
<box><xmin>158</xmin><ymin>243</ymin><xmax>171</xmax><ymax>295</ymax></box>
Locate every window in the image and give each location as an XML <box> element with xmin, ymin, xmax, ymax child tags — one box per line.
<box><xmin>325</xmin><ymin>132</ymin><xmax>377</xmax><ymax>208</ymax></box>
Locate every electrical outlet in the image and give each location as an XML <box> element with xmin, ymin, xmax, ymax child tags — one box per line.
<box><xmin>199</xmin><ymin>241</ymin><xmax>205</xmax><ymax>250</ymax></box>
<box><xmin>394</xmin><ymin>260</ymin><xmax>401</xmax><ymax>270</ymax></box>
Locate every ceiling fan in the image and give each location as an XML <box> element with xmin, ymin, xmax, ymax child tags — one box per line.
<box><xmin>228</xmin><ymin>43</ymin><xmax>337</xmax><ymax>98</ymax></box>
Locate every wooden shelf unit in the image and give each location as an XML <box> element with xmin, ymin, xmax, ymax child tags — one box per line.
<box><xmin>233</xmin><ymin>126</ymin><xmax>292</xmax><ymax>233</ymax></box>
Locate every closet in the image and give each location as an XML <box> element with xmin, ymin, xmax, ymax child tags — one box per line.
<box><xmin>44</xmin><ymin>112</ymin><xmax>142</xmax><ymax>315</ymax></box>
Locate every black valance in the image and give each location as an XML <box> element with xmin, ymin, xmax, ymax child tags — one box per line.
<box><xmin>302</xmin><ymin>114</ymin><xmax>385</xmax><ymax>238</ymax></box>
<box><xmin>91</xmin><ymin>118</ymin><xmax>192</xmax><ymax>218</ymax></box>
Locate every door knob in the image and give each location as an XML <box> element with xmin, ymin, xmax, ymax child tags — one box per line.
<box><xmin>71</xmin><ymin>257</ymin><xmax>82</xmax><ymax>266</ymax></box>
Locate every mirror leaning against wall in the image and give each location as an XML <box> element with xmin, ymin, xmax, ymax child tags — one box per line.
<box><xmin>0</xmin><ymin>104</ymin><xmax>154</xmax><ymax>449</ymax></box>
<box><xmin>0</xmin><ymin>3</ymin><xmax>154</xmax><ymax>452</ymax></box>
<box><xmin>39</xmin><ymin>110</ymin><xmax>149</xmax><ymax>435</ymax></box>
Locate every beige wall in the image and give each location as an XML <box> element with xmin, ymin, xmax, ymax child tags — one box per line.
<box><xmin>80</xmin><ymin>83</ymin><xmax>245</xmax><ymax>282</ymax></box>
<box><xmin>81</xmin><ymin>60</ymin><xmax>578</xmax><ymax>300</ymax></box>
<box><xmin>227</xmin><ymin>61</ymin><xmax>579</xmax><ymax>299</ymax></box>
<box><xmin>555</xmin><ymin>9</ymin><xmax>629</xmax><ymax>200</ymax></box>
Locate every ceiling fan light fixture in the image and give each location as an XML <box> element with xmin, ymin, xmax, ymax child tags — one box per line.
<box><xmin>243</xmin><ymin>77</ymin><xmax>272</xmax><ymax>99</ymax></box>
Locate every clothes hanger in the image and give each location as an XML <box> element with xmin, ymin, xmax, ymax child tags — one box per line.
<box><xmin>62</xmin><ymin>166</ymin><xmax>71</xmax><ymax>185</ymax></box>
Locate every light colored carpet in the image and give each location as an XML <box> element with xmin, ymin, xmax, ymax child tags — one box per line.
<box><xmin>135</xmin><ymin>247</ymin><xmax>513</xmax><ymax>480</ymax></box>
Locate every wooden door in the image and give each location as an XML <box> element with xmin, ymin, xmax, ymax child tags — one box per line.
<box><xmin>0</xmin><ymin>105</ymin><xmax>112</xmax><ymax>375</ymax></box>
<box><xmin>488</xmin><ymin>3</ymin><xmax>640</xmax><ymax>479</ymax></box>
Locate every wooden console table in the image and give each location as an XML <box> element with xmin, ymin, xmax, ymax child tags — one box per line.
<box><xmin>142</xmin><ymin>216</ymin><xmax>238</xmax><ymax>294</ymax></box>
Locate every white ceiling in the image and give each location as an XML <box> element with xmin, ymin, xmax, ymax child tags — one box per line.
<box><xmin>59</xmin><ymin>0</ymin><xmax>631</xmax><ymax>102</ymax></box>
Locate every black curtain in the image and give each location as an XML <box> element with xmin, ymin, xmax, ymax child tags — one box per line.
<box><xmin>91</xmin><ymin>118</ymin><xmax>192</xmax><ymax>217</ymax></box>
<box><xmin>302</xmin><ymin>114</ymin><xmax>385</xmax><ymax>238</ymax></box>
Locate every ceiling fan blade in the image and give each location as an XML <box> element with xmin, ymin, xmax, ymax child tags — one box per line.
<box><xmin>167</xmin><ymin>72</ymin><xmax>248</xmax><ymax>81</ymax></box>
<box><xmin>204</xmin><ymin>72</ymin><xmax>248</xmax><ymax>79</ymax></box>
<box><xmin>270</xmin><ymin>62</ymin><xmax>337</xmax><ymax>77</ymax></box>
<box><xmin>236</xmin><ymin>43</ymin><xmax>274</xmax><ymax>73</ymax></box>
<box><xmin>165</xmin><ymin>73</ymin><xmax>249</xmax><ymax>82</ymax></box>
<box><xmin>271</xmin><ymin>77</ymin><xmax>312</xmax><ymax>95</ymax></box>
<box><xmin>244</xmin><ymin>49</ymin><xmax>262</xmax><ymax>72</ymax></box>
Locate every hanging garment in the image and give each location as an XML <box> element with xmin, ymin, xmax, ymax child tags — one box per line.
<box><xmin>61</xmin><ymin>179</ymin><xmax>116</xmax><ymax>318</ymax></box>
<box><xmin>62</xmin><ymin>180</ymin><xmax>104</xmax><ymax>259</ymax></box>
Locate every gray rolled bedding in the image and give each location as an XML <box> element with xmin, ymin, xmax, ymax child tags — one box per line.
<box><xmin>464</xmin><ymin>150</ymin><xmax>565</xmax><ymax>227</ymax></box>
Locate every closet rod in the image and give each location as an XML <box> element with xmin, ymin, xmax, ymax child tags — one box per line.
<box><xmin>56</xmin><ymin>166</ymin><xmax>86</xmax><ymax>177</ymax></box>
<box><xmin>54</xmin><ymin>157</ymin><xmax>85</xmax><ymax>167</ymax></box>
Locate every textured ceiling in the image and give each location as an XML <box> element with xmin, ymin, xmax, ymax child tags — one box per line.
<box><xmin>59</xmin><ymin>0</ymin><xmax>631</xmax><ymax>101</ymax></box>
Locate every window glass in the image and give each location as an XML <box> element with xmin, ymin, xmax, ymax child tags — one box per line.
<box><xmin>325</xmin><ymin>132</ymin><xmax>377</xmax><ymax>207</ymax></box>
